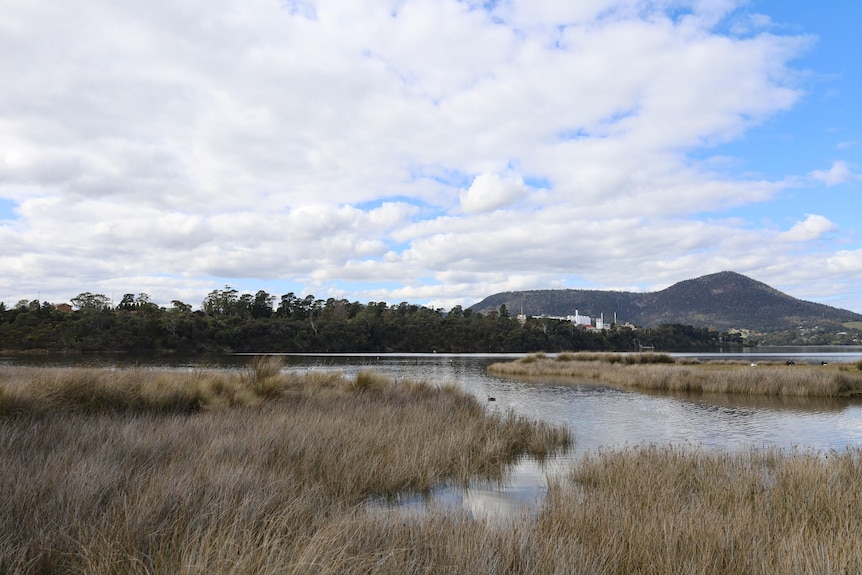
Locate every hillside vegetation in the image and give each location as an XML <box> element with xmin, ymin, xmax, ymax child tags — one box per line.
<box><xmin>1</xmin><ymin>289</ymin><xmax>743</xmax><ymax>353</ymax></box>
<box><xmin>470</xmin><ymin>271</ymin><xmax>862</xmax><ymax>335</ymax></box>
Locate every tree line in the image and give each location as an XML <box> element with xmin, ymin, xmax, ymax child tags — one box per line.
<box><xmin>0</xmin><ymin>287</ymin><xmax>743</xmax><ymax>354</ymax></box>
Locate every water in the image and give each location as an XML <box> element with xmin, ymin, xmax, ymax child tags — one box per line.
<box><xmin>4</xmin><ymin>348</ymin><xmax>862</xmax><ymax>518</ymax></box>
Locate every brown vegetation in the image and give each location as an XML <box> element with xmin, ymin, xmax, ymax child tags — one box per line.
<box><xmin>0</xmin><ymin>361</ymin><xmax>570</xmax><ymax>573</ymax></box>
<box><xmin>248</xmin><ymin>446</ymin><xmax>862</xmax><ymax>574</ymax></box>
<box><xmin>489</xmin><ymin>352</ymin><xmax>862</xmax><ymax>397</ymax></box>
<box><xmin>4</xmin><ymin>359</ymin><xmax>862</xmax><ymax>573</ymax></box>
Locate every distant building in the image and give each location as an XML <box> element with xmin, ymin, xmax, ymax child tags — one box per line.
<box><xmin>54</xmin><ymin>303</ymin><xmax>73</xmax><ymax>313</ymax></box>
<box><xmin>567</xmin><ymin>310</ymin><xmax>592</xmax><ymax>326</ymax></box>
<box><xmin>532</xmin><ymin>309</ymin><xmax>617</xmax><ymax>330</ymax></box>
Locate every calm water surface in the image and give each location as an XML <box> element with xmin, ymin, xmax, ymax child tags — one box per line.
<box><xmin>4</xmin><ymin>347</ymin><xmax>862</xmax><ymax>518</ymax></box>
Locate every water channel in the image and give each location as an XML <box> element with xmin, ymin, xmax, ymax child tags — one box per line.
<box><xmin>4</xmin><ymin>347</ymin><xmax>862</xmax><ymax>519</ymax></box>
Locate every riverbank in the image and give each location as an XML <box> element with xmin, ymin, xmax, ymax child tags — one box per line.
<box><xmin>488</xmin><ymin>352</ymin><xmax>862</xmax><ymax>397</ymax></box>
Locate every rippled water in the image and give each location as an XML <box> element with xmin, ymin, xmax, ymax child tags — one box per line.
<box><xmin>5</xmin><ymin>348</ymin><xmax>862</xmax><ymax>518</ymax></box>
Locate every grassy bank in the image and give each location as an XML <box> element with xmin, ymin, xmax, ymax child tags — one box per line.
<box><xmin>5</xmin><ymin>361</ymin><xmax>862</xmax><ymax>573</ymax></box>
<box><xmin>0</xmin><ymin>360</ymin><xmax>570</xmax><ymax>574</ymax></box>
<box><xmin>300</xmin><ymin>445</ymin><xmax>862</xmax><ymax>574</ymax></box>
<box><xmin>488</xmin><ymin>352</ymin><xmax>862</xmax><ymax>397</ymax></box>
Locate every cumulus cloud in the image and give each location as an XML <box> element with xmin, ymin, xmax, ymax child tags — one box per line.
<box><xmin>777</xmin><ymin>214</ymin><xmax>838</xmax><ymax>242</ymax></box>
<box><xmin>1</xmin><ymin>0</ymin><xmax>860</xmax><ymax>312</ymax></box>
<box><xmin>810</xmin><ymin>161</ymin><xmax>861</xmax><ymax>186</ymax></box>
<box><xmin>459</xmin><ymin>174</ymin><xmax>530</xmax><ymax>213</ymax></box>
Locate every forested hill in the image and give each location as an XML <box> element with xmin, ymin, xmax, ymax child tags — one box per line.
<box><xmin>469</xmin><ymin>271</ymin><xmax>862</xmax><ymax>333</ymax></box>
<box><xmin>0</xmin><ymin>289</ymin><xmax>744</xmax><ymax>353</ymax></box>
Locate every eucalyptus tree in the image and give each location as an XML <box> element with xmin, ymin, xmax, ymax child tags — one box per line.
<box><xmin>70</xmin><ymin>292</ymin><xmax>111</xmax><ymax>311</ymax></box>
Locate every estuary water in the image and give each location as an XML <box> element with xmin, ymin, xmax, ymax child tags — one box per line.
<box><xmin>272</xmin><ymin>349</ymin><xmax>862</xmax><ymax>517</ymax></box>
<box><xmin>4</xmin><ymin>347</ymin><xmax>862</xmax><ymax>518</ymax></box>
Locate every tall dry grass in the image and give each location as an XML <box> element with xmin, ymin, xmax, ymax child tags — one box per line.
<box><xmin>278</xmin><ymin>446</ymin><xmax>862</xmax><ymax>574</ymax></box>
<box><xmin>0</xmin><ymin>361</ymin><xmax>570</xmax><ymax>574</ymax></box>
<box><xmin>489</xmin><ymin>352</ymin><xmax>862</xmax><ymax>397</ymax></box>
<box><xmin>6</xmin><ymin>360</ymin><xmax>862</xmax><ymax>573</ymax></box>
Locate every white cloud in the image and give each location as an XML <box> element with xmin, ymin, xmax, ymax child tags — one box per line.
<box><xmin>810</xmin><ymin>161</ymin><xmax>861</xmax><ymax>186</ymax></box>
<box><xmin>777</xmin><ymin>214</ymin><xmax>838</xmax><ymax>242</ymax></box>
<box><xmin>459</xmin><ymin>174</ymin><xmax>529</xmax><ymax>213</ymax></box>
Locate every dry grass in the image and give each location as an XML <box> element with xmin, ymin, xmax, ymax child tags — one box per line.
<box><xmin>537</xmin><ymin>445</ymin><xmax>862</xmax><ymax>574</ymax></box>
<box><xmin>5</xmin><ymin>359</ymin><xmax>862</xmax><ymax>573</ymax></box>
<box><xmin>0</xmin><ymin>361</ymin><xmax>571</xmax><ymax>574</ymax></box>
<box><xmin>275</xmin><ymin>446</ymin><xmax>862</xmax><ymax>574</ymax></box>
<box><xmin>489</xmin><ymin>352</ymin><xmax>862</xmax><ymax>397</ymax></box>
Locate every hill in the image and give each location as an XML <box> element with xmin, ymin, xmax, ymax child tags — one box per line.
<box><xmin>469</xmin><ymin>271</ymin><xmax>862</xmax><ymax>333</ymax></box>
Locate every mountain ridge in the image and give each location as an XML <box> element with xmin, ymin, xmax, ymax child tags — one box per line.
<box><xmin>468</xmin><ymin>271</ymin><xmax>862</xmax><ymax>332</ymax></box>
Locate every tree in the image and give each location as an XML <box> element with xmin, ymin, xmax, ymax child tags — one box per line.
<box><xmin>499</xmin><ymin>304</ymin><xmax>510</xmax><ymax>318</ymax></box>
<box><xmin>70</xmin><ymin>292</ymin><xmax>111</xmax><ymax>311</ymax></box>
<box><xmin>118</xmin><ymin>294</ymin><xmax>136</xmax><ymax>310</ymax></box>
<box><xmin>238</xmin><ymin>293</ymin><xmax>254</xmax><ymax>317</ymax></box>
<box><xmin>201</xmin><ymin>286</ymin><xmax>240</xmax><ymax>317</ymax></box>
<box><xmin>251</xmin><ymin>290</ymin><xmax>275</xmax><ymax>319</ymax></box>
<box><xmin>170</xmin><ymin>300</ymin><xmax>192</xmax><ymax>313</ymax></box>
<box><xmin>277</xmin><ymin>293</ymin><xmax>299</xmax><ymax>318</ymax></box>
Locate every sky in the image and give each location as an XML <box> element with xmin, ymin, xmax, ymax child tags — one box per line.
<box><xmin>1</xmin><ymin>0</ymin><xmax>861</xmax><ymax>314</ymax></box>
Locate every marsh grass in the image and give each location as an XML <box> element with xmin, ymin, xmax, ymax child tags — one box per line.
<box><xmin>535</xmin><ymin>445</ymin><xmax>862</xmax><ymax>574</ymax></box>
<box><xmin>555</xmin><ymin>351</ymin><xmax>676</xmax><ymax>364</ymax></box>
<box><xmin>0</xmin><ymin>363</ymin><xmax>570</xmax><ymax>574</ymax></box>
<box><xmin>238</xmin><ymin>355</ymin><xmax>286</xmax><ymax>398</ymax></box>
<box><xmin>490</xmin><ymin>352</ymin><xmax>862</xmax><ymax>397</ymax></box>
<box><xmin>280</xmin><ymin>446</ymin><xmax>862</xmax><ymax>574</ymax></box>
<box><xmin>6</xmin><ymin>360</ymin><xmax>861</xmax><ymax>573</ymax></box>
<box><xmin>346</xmin><ymin>369</ymin><xmax>390</xmax><ymax>393</ymax></box>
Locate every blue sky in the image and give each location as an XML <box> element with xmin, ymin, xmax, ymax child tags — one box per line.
<box><xmin>1</xmin><ymin>0</ymin><xmax>861</xmax><ymax>315</ymax></box>
<box><xmin>702</xmin><ymin>1</ymin><xmax>861</xmax><ymax>234</ymax></box>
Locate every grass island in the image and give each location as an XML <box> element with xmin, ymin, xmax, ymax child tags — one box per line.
<box><xmin>489</xmin><ymin>352</ymin><xmax>862</xmax><ymax>397</ymax></box>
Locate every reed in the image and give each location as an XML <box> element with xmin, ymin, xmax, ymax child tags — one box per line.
<box><xmin>489</xmin><ymin>353</ymin><xmax>862</xmax><ymax>397</ymax></box>
<box><xmin>0</xmin><ymin>363</ymin><xmax>570</xmax><ymax>574</ymax></box>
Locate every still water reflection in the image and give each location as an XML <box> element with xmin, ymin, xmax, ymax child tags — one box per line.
<box><xmin>4</xmin><ymin>349</ymin><xmax>862</xmax><ymax>518</ymax></box>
